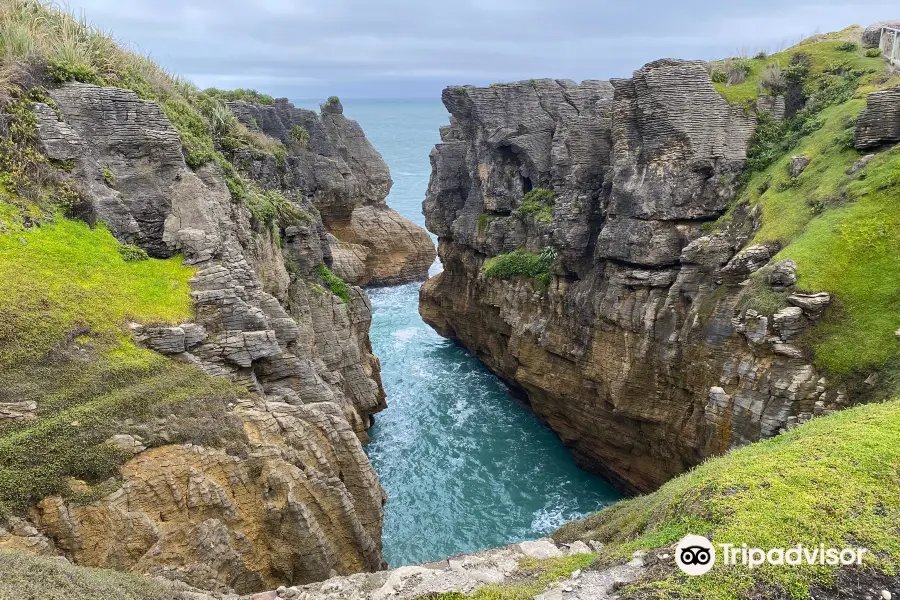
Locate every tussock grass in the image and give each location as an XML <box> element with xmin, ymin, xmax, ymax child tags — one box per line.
<box><xmin>0</xmin><ymin>549</ymin><xmax>181</xmax><ymax>600</ymax></box>
<box><xmin>554</xmin><ymin>399</ymin><xmax>900</xmax><ymax>599</ymax></box>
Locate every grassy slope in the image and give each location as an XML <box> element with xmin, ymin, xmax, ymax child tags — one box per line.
<box><xmin>0</xmin><ymin>210</ymin><xmax>245</xmax><ymax>518</ymax></box>
<box><xmin>712</xmin><ymin>37</ymin><xmax>900</xmax><ymax>377</ymax></box>
<box><xmin>554</xmin><ymin>399</ymin><xmax>900</xmax><ymax>599</ymax></box>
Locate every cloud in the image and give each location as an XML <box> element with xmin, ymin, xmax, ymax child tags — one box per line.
<box><xmin>67</xmin><ymin>0</ymin><xmax>897</xmax><ymax>98</ymax></box>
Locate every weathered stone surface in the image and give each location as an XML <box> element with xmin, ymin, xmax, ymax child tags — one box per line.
<box><xmin>855</xmin><ymin>85</ymin><xmax>900</xmax><ymax>150</ymax></box>
<box><xmin>0</xmin><ymin>401</ymin><xmax>37</xmax><ymax>424</ymax></box>
<box><xmin>420</xmin><ymin>63</ymin><xmax>837</xmax><ymax>494</ymax></box>
<box><xmin>789</xmin><ymin>155</ymin><xmax>811</xmax><ymax>177</ymax></box>
<box><xmin>32</xmin><ymin>83</ymin><xmax>388</xmax><ymax>590</ymax></box>
<box><xmin>861</xmin><ymin>20</ymin><xmax>900</xmax><ymax>47</ymax></box>
<box><xmin>226</xmin><ymin>99</ymin><xmax>435</xmax><ymax>286</ymax></box>
<box><xmin>239</xmin><ymin>537</ymin><xmax>600</xmax><ymax>600</ymax></box>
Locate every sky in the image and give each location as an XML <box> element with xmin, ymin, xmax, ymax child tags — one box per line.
<box><xmin>65</xmin><ymin>0</ymin><xmax>897</xmax><ymax>100</ymax></box>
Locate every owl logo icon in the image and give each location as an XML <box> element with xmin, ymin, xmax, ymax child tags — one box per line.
<box><xmin>675</xmin><ymin>535</ymin><xmax>716</xmax><ymax>576</ymax></box>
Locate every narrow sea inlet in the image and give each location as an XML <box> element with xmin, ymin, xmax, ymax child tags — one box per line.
<box><xmin>327</xmin><ymin>100</ymin><xmax>621</xmax><ymax>567</ymax></box>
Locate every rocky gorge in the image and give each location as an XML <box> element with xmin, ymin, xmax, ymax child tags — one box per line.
<box><xmin>0</xmin><ymin>4</ymin><xmax>899</xmax><ymax>600</ymax></box>
<box><xmin>419</xmin><ymin>29</ymin><xmax>900</xmax><ymax>494</ymax></box>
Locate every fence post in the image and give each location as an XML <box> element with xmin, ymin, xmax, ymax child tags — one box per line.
<box><xmin>893</xmin><ymin>31</ymin><xmax>899</xmax><ymax>65</ymax></box>
<box><xmin>882</xmin><ymin>27</ymin><xmax>887</xmax><ymax>53</ymax></box>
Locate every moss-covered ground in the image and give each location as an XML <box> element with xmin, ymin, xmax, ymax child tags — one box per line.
<box><xmin>0</xmin><ymin>209</ymin><xmax>245</xmax><ymax>519</ymax></box>
<box><xmin>553</xmin><ymin>398</ymin><xmax>900</xmax><ymax>599</ymax></box>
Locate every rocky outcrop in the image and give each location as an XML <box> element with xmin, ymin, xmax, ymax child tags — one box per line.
<box><xmin>29</xmin><ymin>83</ymin><xmax>388</xmax><ymax>591</ymax></box>
<box><xmin>420</xmin><ymin>66</ymin><xmax>845</xmax><ymax>494</ymax></box>
<box><xmin>225</xmin><ymin>98</ymin><xmax>434</xmax><ymax>286</ymax></box>
<box><xmin>855</xmin><ymin>85</ymin><xmax>900</xmax><ymax>149</ymax></box>
<box><xmin>861</xmin><ymin>20</ymin><xmax>900</xmax><ymax>47</ymax></box>
<box><xmin>239</xmin><ymin>537</ymin><xmax>635</xmax><ymax>600</ymax></box>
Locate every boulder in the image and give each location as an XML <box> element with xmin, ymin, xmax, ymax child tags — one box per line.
<box><xmin>789</xmin><ymin>155</ymin><xmax>810</xmax><ymax>178</ymax></box>
<box><xmin>855</xmin><ymin>86</ymin><xmax>900</xmax><ymax>150</ymax></box>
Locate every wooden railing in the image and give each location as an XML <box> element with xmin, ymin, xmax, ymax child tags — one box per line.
<box><xmin>879</xmin><ymin>27</ymin><xmax>900</xmax><ymax>65</ymax></box>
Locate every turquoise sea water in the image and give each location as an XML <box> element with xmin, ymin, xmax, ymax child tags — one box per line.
<box><xmin>298</xmin><ymin>99</ymin><xmax>620</xmax><ymax>568</ymax></box>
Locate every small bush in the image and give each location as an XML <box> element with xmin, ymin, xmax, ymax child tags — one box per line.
<box><xmin>117</xmin><ymin>244</ymin><xmax>148</xmax><ymax>262</ymax></box>
<box><xmin>836</xmin><ymin>41</ymin><xmax>858</xmax><ymax>52</ymax></box>
<box><xmin>327</xmin><ymin>95</ymin><xmax>340</xmax><ymax>104</ymax></box>
<box><xmin>290</xmin><ymin>125</ymin><xmax>310</xmax><ymax>148</ymax></box>
<box><xmin>47</xmin><ymin>60</ymin><xmax>102</xmax><ymax>85</ymax></box>
<box><xmin>483</xmin><ymin>248</ymin><xmax>555</xmax><ymax>285</ymax></box>
<box><xmin>725</xmin><ymin>58</ymin><xmax>752</xmax><ymax>85</ymax></box>
<box><xmin>711</xmin><ymin>69</ymin><xmax>727</xmax><ymax>83</ymax></box>
<box><xmin>102</xmin><ymin>167</ymin><xmax>114</xmax><ymax>186</ymax></box>
<box><xmin>865</xmin><ymin>47</ymin><xmax>883</xmax><ymax>58</ymax></box>
<box><xmin>203</xmin><ymin>87</ymin><xmax>275</xmax><ymax>105</ymax></box>
<box><xmin>753</xmin><ymin>50</ymin><xmax>768</xmax><ymax>60</ymax></box>
<box><xmin>317</xmin><ymin>265</ymin><xmax>350</xmax><ymax>303</ymax></box>
<box><xmin>759</xmin><ymin>63</ymin><xmax>786</xmax><ymax>95</ymax></box>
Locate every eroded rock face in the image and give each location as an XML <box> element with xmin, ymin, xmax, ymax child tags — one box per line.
<box><xmin>31</xmin><ymin>83</ymin><xmax>387</xmax><ymax>591</ymax></box>
<box><xmin>226</xmin><ymin>98</ymin><xmax>435</xmax><ymax>286</ymax></box>
<box><xmin>420</xmin><ymin>67</ymin><xmax>844</xmax><ymax>494</ymax></box>
<box><xmin>855</xmin><ymin>85</ymin><xmax>900</xmax><ymax>150</ymax></box>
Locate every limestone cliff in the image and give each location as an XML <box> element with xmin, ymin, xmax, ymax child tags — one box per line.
<box><xmin>226</xmin><ymin>98</ymin><xmax>435</xmax><ymax>287</ymax></box>
<box><xmin>1</xmin><ymin>82</ymin><xmax>390</xmax><ymax>592</ymax></box>
<box><xmin>419</xmin><ymin>52</ymin><xmax>888</xmax><ymax>493</ymax></box>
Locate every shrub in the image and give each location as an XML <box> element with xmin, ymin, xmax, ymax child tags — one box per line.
<box><xmin>317</xmin><ymin>265</ymin><xmax>350</xmax><ymax>303</ymax></box>
<box><xmin>865</xmin><ymin>47</ymin><xmax>883</xmax><ymax>58</ymax></box>
<box><xmin>759</xmin><ymin>63</ymin><xmax>786</xmax><ymax>94</ymax></box>
<box><xmin>290</xmin><ymin>125</ymin><xmax>310</xmax><ymax>148</ymax></box>
<box><xmin>753</xmin><ymin>50</ymin><xmax>768</xmax><ymax>60</ymax></box>
<box><xmin>710</xmin><ymin>69</ymin><xmax>727</xmax><ymax>83</ymax></box>
<box><xmin>482</xmin><ymin>248</ymin><xmax>555</xmax><ymax>285</ymax></box>
<box><xmin>101</xmin><ymin>167</ymin><xmax>114</xmax><ymax>186</ymax></box>
<box><xmin>118</xmin><ymin>244</ymin><xmax>148</xmax><ymax>262</ymax></box>
<box><xmin>725</xmin><ymin>58</ymin><xmax>752</xmax><ymax>85</ymax></box>
<box><xmin>327</xmin><ymin>95</ymin><xmax>340</xmax><ymax>104</ymax></box>
<box><xmin>203</xmin><ymin>87</ymin><xmax>275</xmax><ymax>105</ymax></box>
<box><xmin>836</xmin><ymin>41</ymin><xmax>858</xmax><ymax>52</ymax></box>
<box><xmin>47</xmin><ymin>60</ymin><xmax>101</xmax><ymax>85</ymax></box>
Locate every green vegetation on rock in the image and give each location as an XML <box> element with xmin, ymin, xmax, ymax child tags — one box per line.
<box><xmin>554</xmin><ymin>398</ymin><xmax>900</xmax><ymax>600</ymax></box>
<box><xmin>483</xmin><ymin>247</ymin><xmax>555</xmax><ymax>286</ymax></box>
<box><xmin>514</xmin><ymin>188</ymin><xmax>554</xmax><ymax>223</ymax></box>
<box><xmin>203</xmin><ymin>87</ymin><xmax>276</xmax><ymax>105</ymax></box>
<box><xmin>318</xmin><ymin>264</ymin><xmax>351</xmax><ymax>303</ymax></box>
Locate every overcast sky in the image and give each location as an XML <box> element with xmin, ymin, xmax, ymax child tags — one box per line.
<box><xmin>66</xmin><ymin>0</ymin><xmax>896</xmax><ymax>100</ymax></box>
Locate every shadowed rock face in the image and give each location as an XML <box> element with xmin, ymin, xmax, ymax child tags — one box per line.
<box><xmin>420</xmin><ymin>66</ymin><xmax>846</xmax><ymax>494</ymax></box>
<box><xmin>226</xmin><ymin>98</ymin><xmax>435</xmax><ymax>287</ymax></box>
<box><xmin>30</xmin><ymin>83</ymin><xmax>387</xmax><ymax>592</ymax></box>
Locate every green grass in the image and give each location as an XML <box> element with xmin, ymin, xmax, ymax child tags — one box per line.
<box><xmin>0</xmin><ymin>549</ymin><xmax>182</xmax><ymax>600</ymax></box>
<box><xmin>0</xmin><ymin>208</ymin><xmax>245</xmax><ymax>519</ymax></box>
<box><xmin>711</xmin><ymin>38</ymin><xmax>885</xmax><ymax>106</ymax></box>
<box><xmin>482</xmin><ymin>249</ymin><xmax>553</xmax><ymax>286</ymax></box>
<box><xmin>554</xmin><ymin>398</ymin><xmax>900</xmax><ymax>599</ymax></box>
<box><xmin>706</xmin><ymin>34</ymin><xmax>900</xmax><ymax>377</ymax></box>
<box><xmin>318</xmin><ymin>264</ymin><xmax>351</xmax><ymax>303</ymax></box>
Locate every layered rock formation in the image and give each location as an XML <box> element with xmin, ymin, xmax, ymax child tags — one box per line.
<box><xmin>24</xmin><ymin>83</ymin><xmax>388</xmax><ymax>592</ymax></box>
<box><xmin>420</xmin><ymin>66</ymin><xmax>847</xmax><ymax>494</ymax></box>
<box><xmin>226</xmin><ymin>98</ymin><xmax>435</xmax><ymax>286</ymax></box>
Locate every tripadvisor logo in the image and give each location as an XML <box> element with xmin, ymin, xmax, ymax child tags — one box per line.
<box><xmin>676</xmin><ymin>535</ymin><xmax>716</xmax><ymax>576</ymax></box>
<box><xmin>674</xmin><ymin>535</ymin><xmax>868</xmax><ymax>576</ymax></box>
